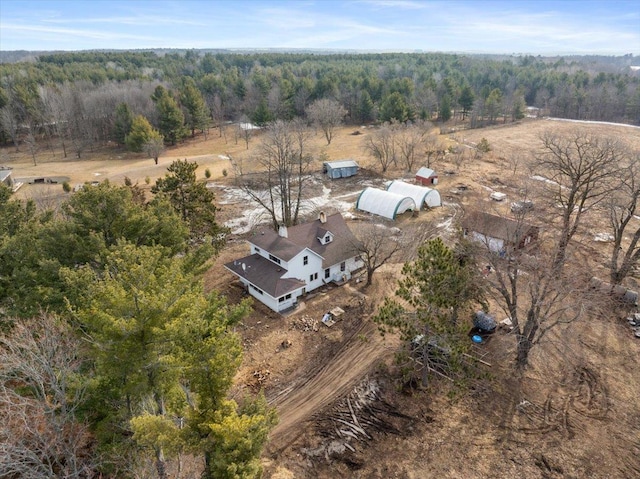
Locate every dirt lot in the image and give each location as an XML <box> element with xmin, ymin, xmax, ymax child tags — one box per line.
<box><xmin>4</xmin><ymin>119</ymin><xmax>640</xmax><ymax>478</ymax></box>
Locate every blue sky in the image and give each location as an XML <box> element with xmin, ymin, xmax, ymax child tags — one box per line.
<box><xmin>1</xmin><ymin>0</ymin><xmax>638</xmax><ymax>55</ymax></box>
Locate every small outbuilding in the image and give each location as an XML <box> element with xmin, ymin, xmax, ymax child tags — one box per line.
<box><xmin>323</xmin><ymin>159</ymin><xmax>359</xmax><ymax>179</ymax></box>
<box><xmin>462</xmin><ymin>211</ymin><xmax>539</xmax><ymax>255</ymax></box>
<box><xmin>355</xmin><ymin>187</ymin><xmax>416</xmax><ymax>220</ymax></box>
<box><xmin>386</xmin><ymin>180</ymin><xmax>441</xmax><ymax>209</ymax></box>
<box><xmin>0</xmin><ymin>167</ymin><xmax>14</xmax><ymax>189</ymax></box>
<box><xmin>416</xmin><ymin>167</ymin><xmax>438</xmax><ymax>185</ymax></box>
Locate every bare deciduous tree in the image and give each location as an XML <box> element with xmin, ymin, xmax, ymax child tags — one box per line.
<box><xmin>537</xmin><ymin>130</ymin><xmax>623</xmax><ymax>270</ymax></box>
<box><xmin>396</xmin><ymin>120</ymin><xmax>433</xmax><ymax>172</ymax></box>
<box><xmin>306</xmin><ymin>98</ymin><xmax>347</xmax><ymax>145</ymax></box>
<box><xmin>0</xmin><ymin>105</ymin><xmax>20</xmax><ymax>151</ymax></box>
<box><xmin>473</xmin><ymin>211</ymin><xmax>587</xmax><ymax>369</ymax></box>
<box><xmin>351</xmin><ymin>221</ymin><xmax>403</xmax><ymax>287</ymax></box>
<box><xmin>232</xmin><ymin>119</ymin><xmax>313</xmax><ymax>229</ymax></box>
<box><xmin>363</xmin><ymin>123</ymin><xmax>398</xmax><ymax>173</ymax></box>
<box><xmin>608</xmin><ymin>153</ymin><xmax>640</xmax><ymax>285</ymax></box>
<box><xmin>0</xmin><ymin>313</ymin><xmax>95</xmax><ymax>478</ymax></box>
<box><xmin>144</xmin><ymin>134</ymin><xmax>165</xmax><ymax>165</ymax></box>
<box><xmin>476</xmin><ymin>131</ymin><xmax>624</xmax><ymax>368</ymax></box>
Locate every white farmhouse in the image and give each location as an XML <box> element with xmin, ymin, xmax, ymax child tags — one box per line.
<box><xmin>225</xmin><ymin>212</ymin><xmax>364</xmax><ymax>313</ymax></box>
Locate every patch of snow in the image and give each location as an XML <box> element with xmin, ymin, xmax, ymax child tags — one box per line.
<box><xmin>218</xmin><ymin>155</ymin><xmax>230</xmax><ymax>160</ymax></box>
<box><xmin>93</xmin><ymin>172</ymin><xmax>102</xmax><ymax>176</ymax></box>
<box><xmin>436</xmin><ymin>216</ymin><xmax>454</xmax><ymax>230</ymax></box>
<box><xmin>531</xmin><ymin>175</ymin><xmax>559</xmax><ymax>186</ymax></box>
<box><xmin>593</xmin><ymin>233</ymin><xmax>614</xmax><ymax>243</ymax></box>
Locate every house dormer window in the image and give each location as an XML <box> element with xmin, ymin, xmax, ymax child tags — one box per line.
<box><xmin>303</xmin><ymin>255</ymin><xmax>308</xmax><ymax>265</ymax></box>
<box><xmin>269</xmin><ymin>254</ymin><xmax>281</xmax><ymax>265</ymax></box>
<box><xmin>324</xmin><ymin>234</ymin><xmax>331</xmax><ymax>244</ymax></box>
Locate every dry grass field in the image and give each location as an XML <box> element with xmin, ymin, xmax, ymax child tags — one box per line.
<box><xmin>3</xmin><ymin>118</ymin><xmax>640</xmax><ymax>478</ymax></box>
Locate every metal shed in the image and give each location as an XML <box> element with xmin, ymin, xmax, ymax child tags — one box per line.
<box><xmin>0</xmin><ymin>168</ymin><xmax>14</xmax><ymax>189</ymax></box>
<box><xmin>355</xmin><ymin>187</ymin><xmax>416</xmax><ymax>220</ymax></box>
<box><xmin>323</xmin><ymin>159</ymin><xmax>359</xmax><ymax>179</ymax></box>
<box><xmin>386</xmin><ymin>180</ymin><xmax>441</xmax><ymax>209</ymax></box>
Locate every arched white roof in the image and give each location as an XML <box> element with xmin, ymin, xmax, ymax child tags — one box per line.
<box><xmin>355</xmin><ymin>187</ymin><xmax>416</xmax><ymax>220</ymax></box>
<box><xmin>386</xmin><ymin>180</ymin><xmax>441</xmax><ymax>209</ymax></box>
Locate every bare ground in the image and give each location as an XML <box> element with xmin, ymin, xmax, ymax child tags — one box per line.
<box><xmin>4</xmin><ymin>118</ymin><xmax>640</xmax><ymax>478</ymax></box>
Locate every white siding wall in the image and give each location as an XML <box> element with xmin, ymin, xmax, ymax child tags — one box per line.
<box><xmin>238</xmin><ymin>278</ymin><xmax>280</xmax><ymax>311</ymax></box>
<box><xmin>470</xmin><ymin>232</ymin><xmax>504</xmax><ymax>253</ymax></box>
<box><xmin>283</xmin><ymin>250</ymin><xmax>323</xmax><ymax>282</ymax></box>
<box><xmin>326</xmin><ymin>256</ymin><xmax>364</xmax><ymax>282</ymax></box>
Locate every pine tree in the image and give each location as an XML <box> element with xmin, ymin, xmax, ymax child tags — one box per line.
<box><xmin>374</xmin><ymin>238</ymin><xmax>485</xmax><ymax>385</ymax></box>
<box><xmin>458</xmin><ymin>85</ymin><xmax>475</xmax><ymax>120</ymax></box>
<box><xmin>181</xmin><ymin>80</ymin><xmax>210</xmax><ymax>137</ymax></box>
<box><xmin>125</xmin><ymin>115</ymin><xmax>155</xmax><ymax>152</ymax></box>
<box><xmin>251</xmin><ymin>98</ymin><xmax>272</xmax><ymax>127</ymax></box>
<box><xmin>113</xmin><ymin>103</ymin><xmax>133</xmax><ymax>145</ymax></box>
<box><xmin>357</xmin><ymin>90</ymin><xmax>375</xmax><ymax>123</ymax></box>
<box><xmin>439</xmin><ymin>95</ymin><xmax>452</xmax><ymax>122</ymax></box>
<box><xmin>154</xmin><ymin>90</ymin><xmax>186</xmax><ymax>145</ymax></box>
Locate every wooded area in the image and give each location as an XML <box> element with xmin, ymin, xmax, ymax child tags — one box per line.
<box><xmin>0</xmin><ymin>51</ymin><xmax>638</xmax><ymax>159</ymax></box>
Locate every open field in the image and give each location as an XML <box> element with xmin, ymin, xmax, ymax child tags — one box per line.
<box><xmin>3</xmin><ymin>118</ymin><xmax>640</xmax><ymax>478</ymax></box>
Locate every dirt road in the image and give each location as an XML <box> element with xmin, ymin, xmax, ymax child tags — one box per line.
<box><xmin>266</xmin><ymin>316</ymin><xmax>391</xmax><ymax>453</ymax></box>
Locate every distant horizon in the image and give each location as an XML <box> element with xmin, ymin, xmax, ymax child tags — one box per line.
<box><xmin>2</xmin><ymin>47</ymin><xmax>638</xmax><ymax>59</ymax></box>
<box><xmin>1</xmin><ymin>1</ymin><xmax>638</xmax><ymax>56</ymax></box>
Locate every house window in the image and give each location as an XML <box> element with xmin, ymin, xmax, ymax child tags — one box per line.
<box><xmin>250</xmin><ymin>285</ymin><xmax>263</xmax><ymax>295</ymax></box>
<box><xmin>324</xmin><ymin>235</ymin><xmax>331</xmax><ymax>244</ymax></box>
<box><xmin>269</xmin><ymin>254</ymin><xmax>281</xmax><ymax>265</ymax></box>
<box><xmin>340</xmin><ymin>262</ymin><xmax>346</xmax><ymax>272</ymax></box>
<box><xmin>324</xmin><ymin>268</ymin><xmax>330</xmax><ymax>279</ymax></box>
<box><xmin>303</xmin><ymin>255</ymin><xmax>308</xmax><ymax>265</ymax></box>
<box><xmin>309</xmin><ymin>272</ymin><xmax>318</xmax><ymax>282</ymax></box>
<box><xmin>255</xmin><ymin>247</ymin><xmax>260</xmax><ymax>253</ymax></box>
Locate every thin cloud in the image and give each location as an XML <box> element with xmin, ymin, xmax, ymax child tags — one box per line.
<box><xmin>1</xmin><ymin>22</ymin><xmax>160</xmax><ymax>43</ymax></box>
<box><xmin>43</xmin><ymin>14</ymin><xmax>206</xmax><ymax>27</ymax></box>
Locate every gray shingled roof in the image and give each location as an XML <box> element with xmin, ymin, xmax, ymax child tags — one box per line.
<box><xmin>224</xmin><ymin>253</ymin><xmax>306</xmax><ymax>297</ymax></box>
<box><xmin>462</xmin><ymin>211</ymin><xmax>537</xmax><ymax>242</ymax></box>
<box><xmin>250</xmin><ymin>213</ymin><xmax>361</xmax><ymax>268</ymax></box>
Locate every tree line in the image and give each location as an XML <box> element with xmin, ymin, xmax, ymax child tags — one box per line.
<box><xmin>1</xmin><ymin>51</ymin><xmax>639</xmax><ymax>159</ymax></box>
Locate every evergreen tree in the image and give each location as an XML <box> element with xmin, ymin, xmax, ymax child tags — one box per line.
<box><xmin>181</xmin><ymin>79</ymin><xmax>210</xmax><ymax>137</ymax></box>
<box><xmin>357</xmin><ymin>90</ymin><xmax>375</xmax><ymax>123</ymax></box>
<box><xmin>63</xmin><ymin>243</ymin><xmax>273</xmax><ymax>478</ymax></box>
<box><xmin>458</xmin><ymin>85</ymin><xmax>475</xmax><ymax>120</ymax></box>
<box><xmin>125</xmin><ymin>115</ymin><xmax>155</xmax><ymax>152</ymax></box>
<box><xmin>154</xmin><ymin>90</ymin><xmax>186</xmax><ymax>145</ymax></box>
<box><xmin>379</xmin><ymin>92</ymin><xmax>410</xmax><ymax>123</ymax></box>
<box><xmin>113</xmin><ymin>103</ymin><xmax>133</xmax><ymax>145</ymax></box>
<box><xmin>251</xmin><ymin>98</ymin><xmax>272</xmax><ymax>127</ymax></box>
<box><xmin>374</xmin><ymin>238</ymin><xmax>485</xmax><ymax>385</ymax></box>
<box><xmin>152</xmin><ymin>159</ymin><xmax>227</xmax><ymax>245</ymax></box>
<box><xmin>438</xmin><ymin>95</ymin><xmax>452</xmax><ymax>122</ymax></box>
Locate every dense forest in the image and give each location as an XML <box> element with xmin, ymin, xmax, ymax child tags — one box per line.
<box><xmin>0</xmin><ymin>51</ymin><xmax>639</xmax><ymax>156</ymax></box>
